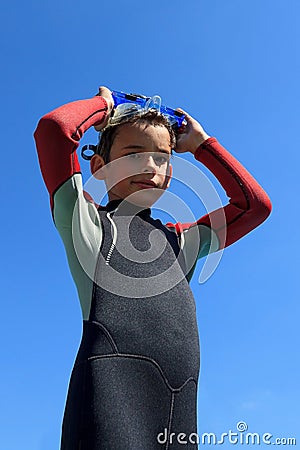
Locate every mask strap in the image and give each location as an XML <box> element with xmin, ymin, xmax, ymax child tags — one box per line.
<box><xmin>81</xmin><ymin>144</ymin><xmax>97</xmax><ymax>160</ymax></box>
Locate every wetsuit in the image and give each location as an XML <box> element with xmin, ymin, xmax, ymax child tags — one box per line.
<box><xmin>34</xmin><ymin>95</ymin><xmax>271</xmax><ymax>450</ymax></box>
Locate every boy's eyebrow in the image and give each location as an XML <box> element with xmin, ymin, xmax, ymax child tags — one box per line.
<box><xmin>121</xmin><ymin>145</ymin><xmax>171</xmax><ymax>154</ymax></box>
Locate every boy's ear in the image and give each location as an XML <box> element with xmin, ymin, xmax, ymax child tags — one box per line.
<box><xmin>165</xmin><ymin>163</ymin><xmax>173</xmax><ymax>189</ymax></box>
<box><xmin>90</xmin><ymin>154</ymin><xmax>106</xmax><ymax>180</ymax></box>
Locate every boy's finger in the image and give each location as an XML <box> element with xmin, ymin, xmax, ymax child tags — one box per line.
<box><xmin>98</xmin><ymin>86</ymin><xmax>114</xmax><ymax>109</ymax></box>
<box><xmin>176</xmin><ymin>107</ymin><xmax>195</xmax><ymax>125</ymax></box>
<box><xmin>94</xmin><ymin>86</ymin><xmax>114</xmax><ymax>131</ymax></box>
<box><xmin>176</xmin><ymin>107</ymin><xmax>186</xmax><ymax>114</ymax></box>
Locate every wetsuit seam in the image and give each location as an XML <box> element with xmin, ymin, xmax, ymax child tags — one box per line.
<box><xmin>84</xmin><ymin>353</ymin><xmax>197</xmax><ymax>393</ymax></box>
<box><xmin>70</xmin><ymin>108</ymin><xmax>108</xmax><ymax>140</ymax></box>
<box><xmin>51</xmin><ymin>169</ymin><xmax>82</xmax><ymax>219</ymax></box>
<box><xmin>165</xmin><ymin>393</ymin><xmax>175</xmax><ymax>450</ymax></box>
<box><xmin>203</xmin><ymin>145</ymin><xmax>251</xmax><ymax>209</ymax></box>
<box><xmin>203</xmin><ymin>145</ymin><xmax>251</xmax><ymax>231</ymax></box>
<box><xmin>217</xmin><ymin>210</ymin><xmax>245</xmax><ymax>231</ymax></box>
<box><xmin>51</xmin><ymin>170</ymin><xmax>82</xmax><ymax>198</ymax></box>
<box><xmin>84</xmin><ymin>319</ymin><xmax>119</xmax><ymax>353</ymax></box>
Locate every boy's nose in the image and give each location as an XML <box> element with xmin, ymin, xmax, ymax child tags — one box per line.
<box><xmin>142</xmin><ymin>154</ymin><xmax>157</xmax><ymax>173</ymax></box>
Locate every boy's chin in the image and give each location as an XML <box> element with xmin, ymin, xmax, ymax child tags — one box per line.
<box><xmin>125</xmin><ymin>189</ymin><xmax>164</xmax><ymax>208</ymax></box>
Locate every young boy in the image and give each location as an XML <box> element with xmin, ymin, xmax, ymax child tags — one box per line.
<box><xmin>34</xmin><ymin>86</ymin><xmax>271</xmax><ymax>449</ymax></box>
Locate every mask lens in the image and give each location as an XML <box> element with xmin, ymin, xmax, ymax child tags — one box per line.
<box><xmin>109</xmin><ymin>103</ymin><xmax>143</xmax><ymax>125</ymax></box>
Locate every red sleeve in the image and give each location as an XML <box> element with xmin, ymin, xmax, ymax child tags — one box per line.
<box><xmin>167</xmin><ymin>137</ymin><xmax>272</xmax><ymax>249</ymax></box>
<box><xmin>34</xmin><ymin>96</ymin><xmax>108</xmax><ymax>210</ymax></box>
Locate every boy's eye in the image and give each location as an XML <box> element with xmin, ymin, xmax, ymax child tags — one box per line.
<box><xmin>125</xmin><ymin>152</ymin><xmax>170</xmax><ymax>165</ymax></box>
<box><xmin>153</xmin><ymin>155</ymin><xmax>169</xmax><ymax>165</ymax></box>
<box><xmin>127</xmin><ymin>153</ymin><xmax>143</xmax><ymax>160</ymax></box>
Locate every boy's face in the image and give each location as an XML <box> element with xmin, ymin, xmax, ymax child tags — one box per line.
<box><xmin>92</xmin><ymin>122</ymin><xmax>173</xmax><ymax>207</ymax></box>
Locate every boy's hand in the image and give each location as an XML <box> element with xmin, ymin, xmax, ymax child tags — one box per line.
<box><xmin>94</xmin><ymin>86</ymin><xmax>114</xmax><ymax>131</ymax></box>
<box><xmin>175</xmin><ymin>108</ymin><xmax>210</xmax><ymax>154</ymax></box>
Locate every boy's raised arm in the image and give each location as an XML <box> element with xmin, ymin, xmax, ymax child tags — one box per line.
<box><xmin>34</xmin><ymin>91</ymin><xmax>114</xmax><ymax>319</ymax></box>
<box><xmin>34</xmin><ymin>94</ymin><xmax>110</xmax><ymax>210</ymax></box>
<box><xmin>195</xmin><ymin>138</ymin><xmax>272</xmax><ymax>249</ymax></box>
<box><xmin>166</xmin><ymin>109</ymin><xmax>272</xmax><ymax>268</ymax></box>
<box><xmin>192</xmin><ymin>137</ymin><xmax>272</xmax><ymax>249</ymax></box>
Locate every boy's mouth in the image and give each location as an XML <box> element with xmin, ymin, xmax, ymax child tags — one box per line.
<box><xmin>131</xmin><ymin>179</ymin><xmax>157</xmax><ymax>189</ymax></box>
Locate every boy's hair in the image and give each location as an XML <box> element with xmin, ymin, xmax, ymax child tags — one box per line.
<box><xmin>96</xmin><ymin>110</ymin><xmax>177</xmax><ymax>163</ymax></box>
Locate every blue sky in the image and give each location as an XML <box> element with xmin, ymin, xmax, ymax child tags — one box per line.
<box><xmin>1</xmin><ymin>0</ymin><xmax>299</xmax><ymax>448</ymax></box>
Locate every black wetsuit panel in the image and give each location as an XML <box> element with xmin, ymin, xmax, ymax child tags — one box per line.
<box><xmin>61</xmin><ymin>203</ymin><xmax>200</xmax><ymax>449</ymax></box>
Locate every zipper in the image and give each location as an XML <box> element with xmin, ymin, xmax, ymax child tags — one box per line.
<box><xmin>180</xmin><ymin>229</ymin><xmax>185</xmax><ymax>250</ymax></box>
<box><xmin>105</xmin><ymin>211</ymin><xmax>118</xmax><ymax>265</ymax></box>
